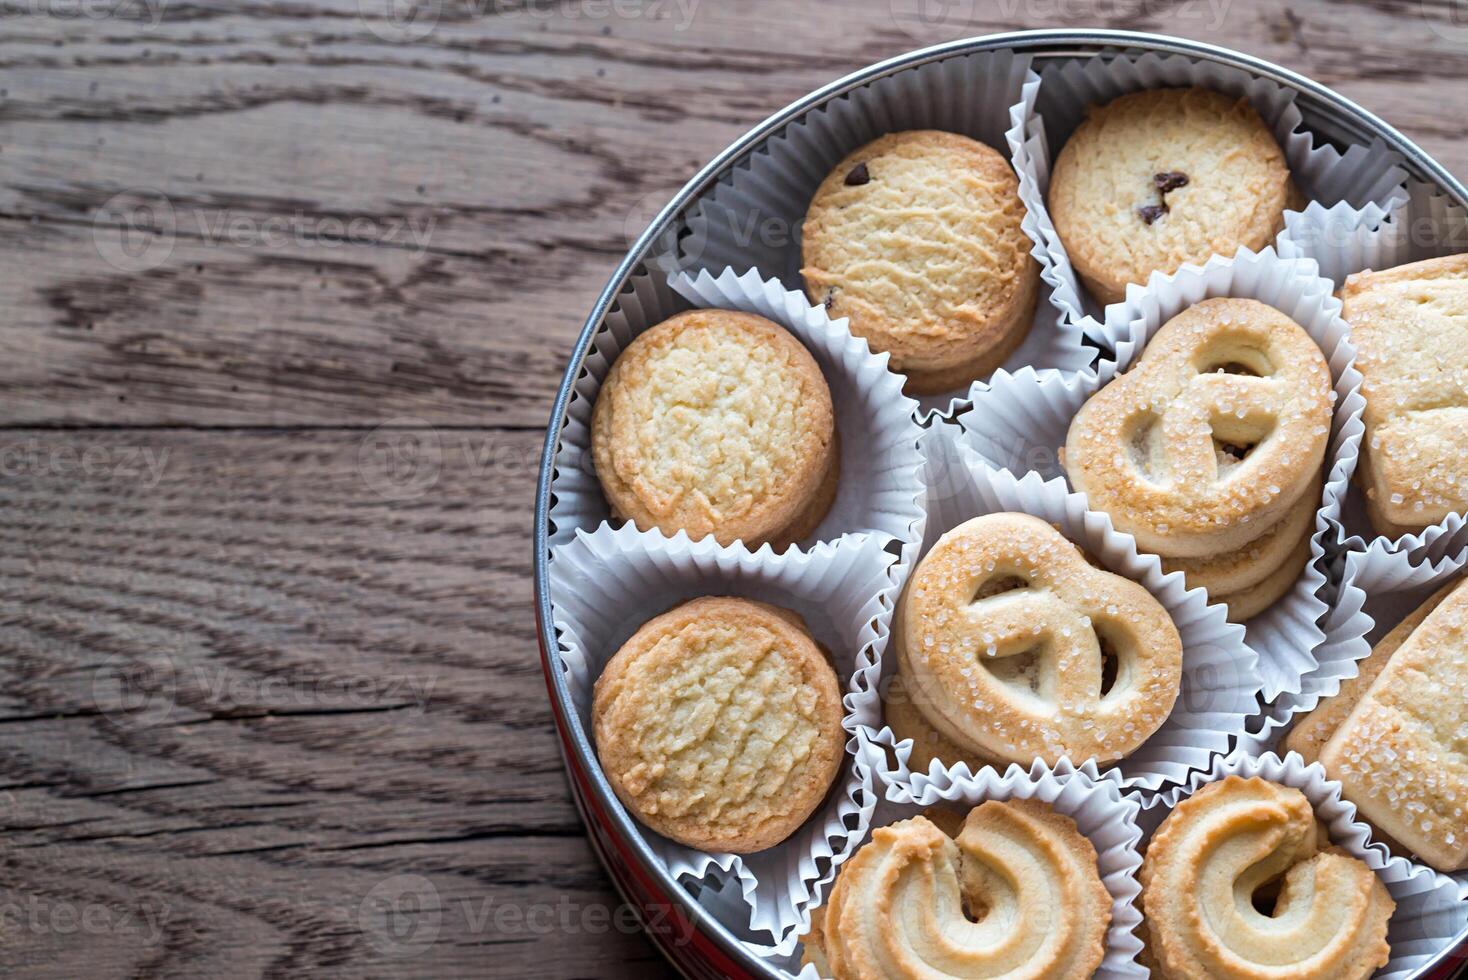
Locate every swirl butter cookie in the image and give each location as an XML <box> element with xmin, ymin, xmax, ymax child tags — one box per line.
<box><xmin>591</xmin><ymin>310</ymin><xmax>838</xmax><ymax>548</ymax></box>
<box><xmin>592</xmin><ymin>597</ymin><xmax>844</xmax><ymax>853</ymax></box>
<box><xmin>814</xmin><ymin>800</ymin><xmax>1109</xmax><ymax>980</ymax></box>
<box><xmin>801</xmin><ymin>130</ymin><xmax>1039</xmax><ymax>395</ymax></box>
<box><xmin>1065</xmin><ymin>297</ymin><xmax>1332</xmax><ymax>560</ymax></box>
<box><xmin>1140</xmin><ymin>776</ymin><xmax>1394</xmax><ymax>980</ymax></box>
<box><xmin>1342</xmin><ymin>253</ymin><xmax>1468</xmax><ymax>538</ymax></box>
<box><xmin>1048</xmin><ymin>87</ymin><xmax>1296</xmax><ymax>305</ymax></box>
<box><xmin>897</xmin><ymin>513</ymin><xmax>1182</xmax><ymax>766</ymax></box>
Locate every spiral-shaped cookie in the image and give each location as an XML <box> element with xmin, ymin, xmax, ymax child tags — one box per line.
<box><xmin>1140</xmin><ymin>776</ymin><xmax>1393</xmax><ymax>980</ymax></box>
<box><xmin>818</xmin><ymin>799</ymin><xmax>1109</xmax><ymax>979</ymax></box>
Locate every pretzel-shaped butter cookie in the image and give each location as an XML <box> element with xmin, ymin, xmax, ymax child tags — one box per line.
<box><xmin>1140</xmin><ymin>776</ymin><xmax>1394</xmax><ymax>980</ymax></box>
<box><xmin>897</xmin><ymin>513</ymin><xmax>1181</xmax><ymax>766</ymax></box>
<box><xmin>816</xmin><ymin>801</ymin><xmax>1110</xmax><ymax>980</ymax></box>
<box><xmin>1065</xmin><ymin>297</ymin><xmax>1333</xmax><ymax>558</ymax></box>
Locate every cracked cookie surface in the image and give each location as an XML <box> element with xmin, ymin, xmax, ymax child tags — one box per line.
<box><xmin>592</xmin><ymin>596</ymin><xmax>844</xmax><ymax>853</ymax></box>
<box><xmin>591</xmin><ymin>309</ymin><xmax>837</xmax><ymax>548</ymax></box>
<box><xmin>801</xmin><ymin>130</ymin><xmax>1039</xmax><ymax>394</ymax></box>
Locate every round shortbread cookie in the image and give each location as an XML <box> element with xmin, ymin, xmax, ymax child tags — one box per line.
<box><xmin>590</xmin><ymin>310</ymin><xmax>837</xmax><ymax>548</ymax></box>
<box><xmin>1048</xmin><ymin>88</ymin><xmax>1295</xmax><ymax>306</ymax></box>
<box><xmin>592</xmin><ymin>596</ymin><xmax>844</xmax><ymax>853</ymax></box>
<box><xmin>801</xmin><ymin>130</ymin><xmax>1040</xmax><ymax>395</ymax></box>
<box><xmin>1160</xmin><ymin>470</ymin><xmax>1321</xmax><ymax>596</ymax></box>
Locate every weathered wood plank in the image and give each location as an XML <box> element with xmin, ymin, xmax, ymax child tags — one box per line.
<box><xmin>0</xmin><ymin>0</ymin><xmax>1463</xmax><ymax>426</ymax></box>
<box><xmin>0</xmin><ymin>426</ymin><xmax>671</xmax><ymax>978</ymax></box>
<box><xmin>3</xmin><ymin>2</ymin><xmax>1467</xmax><ymax>976</ymax></box>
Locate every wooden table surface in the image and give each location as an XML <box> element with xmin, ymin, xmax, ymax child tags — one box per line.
<box><xmin>2</xmin><ymin>1</ymin><xmax>1465</xmax><ymax>976</ymax></box>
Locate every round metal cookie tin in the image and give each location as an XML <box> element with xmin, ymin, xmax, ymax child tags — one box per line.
<box><xmin>533</xmin><ymin>28</ymin><xmax>1468</xmax><ymax>979</ymax></box>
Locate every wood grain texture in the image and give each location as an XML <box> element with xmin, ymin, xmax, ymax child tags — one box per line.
<box><xmin>2</xmin><ymin>0</ymin><xmax>1466</xmax><ymax>977</ymax></box>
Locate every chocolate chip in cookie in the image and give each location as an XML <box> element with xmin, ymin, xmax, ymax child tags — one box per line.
<box><xmin>1137</xmin><ymin>203</ymin><xmax>1168</xmax><ymax>225</ymax></box>
<box><xmin>1154</xmin><ymin>170</ymin><xmax>1190</xmax><ymax>193</ymax></box>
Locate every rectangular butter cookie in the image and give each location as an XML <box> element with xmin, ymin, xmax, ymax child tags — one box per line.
<box><xmin>1318</xmin><ymin>576</ymin><xmax>1468</xmax><ymax>871</ymax></box>
<box><xmin>1343</xmin><ymin>253</ymin><xmax>1468</xmax><ymax>538</ymax></box>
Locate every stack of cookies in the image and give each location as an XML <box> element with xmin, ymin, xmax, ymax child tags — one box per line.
<box><xmin>893</xmin><ymin>513</ymin><xmax>1183</xmax><ymax>771</ymax></box>
<box><xmin>591</xmin><ymin>309</ymin><xmax>840</xmax><ymax>550</ymax></box>
<box><xmin>801</xmin><ymin>130</ymin><xmax>1040</xmax><ymax>395</ymax></box>
<box><xmin>592</xmin><ymin>596</ymin><xmax>846</xmax><ymax>853</ymax></box>
<box><xmin>544</xmin><ymin>52</ymin><xmax>1468</xmax><ymax>980</ymax></box>
<box><xmin>1064</xmin><ymin>297</ymin><xmax>1334</xmax><ymax>622</ymax></box>
<box><xmin>1048</xmin><ymin>87</ymin><xmax>1297</xmax><ymax>306</ymax></box>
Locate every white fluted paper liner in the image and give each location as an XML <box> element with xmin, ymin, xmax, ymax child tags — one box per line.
<box><xmin>1011</xmin><ymin>51</ymin><xmax>1409</xmax><ymax>332</ymax></box>
<box><xmin>1140</xmin><ymin>751</ymin><xmax>1468</xmax><ymax>980</ymax></box>
<box><xmin>657</xmin><ymin>51</ymin><xmax>1094</xmax><ymax>419</ymax></box>
<box><xmin>548</xmin><ymin>525</ymin><xmax>897</xmax><ymax>951</ymax></box>
<box><xmin>546</xmin><ymin>266</ymin><xmax>925</xmax><ymax>559</ymax></box>
<box><xmin>959</xmin><ymin>247</ymin><xmax>1365</xmax><ymax>700</ymax></box>
<box><xmin>1280</xmin><ymin>175</ymin><xmax>1468</xmax><ymax>289</ymax></box>
<box><xmin>864</xmin><ymin>424</ymin><xmax>1257</xmax><ymax>799</ymax></box>
<box><xmin>767</xmin><ymin>757</ymin><xmax>1145</xmax><ymax>979</ymax></box>
<box><xmin>1283</xmin><ymin>178</ymin><xmax>1468</xmax><ymax>554</ymax></box>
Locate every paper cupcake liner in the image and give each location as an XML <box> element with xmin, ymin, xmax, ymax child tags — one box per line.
<box><xmin>1242</xmin><ymin>528</ymin><xmax>1468</xmax><ymax>899</ymax></box>
<box><xmin>649</xmin><ymin>51</ymin><xmax>1094</xmax><ymax>419</ymax></box>
<box><xmin>546</xmin><ymin>266</ymin><xmax>925</xmax><ymax>559</ymax></box>
<box><xmin>1011</xmin><ymin>50</ymin><xmax>1409</xmax><ymax>333</ymax></box>
<box><xmin>864</xmin><ymin>424</ymin><xmax>1258</xmax><ymax>799</ymax></box>
<box><xmin>1280</xmin><ymin>175</ymin><xmax>1468</xmax><ymax>289</ymax></box>
<box><xmin>547</xmin><ymin>526</ymin><xmax>899</xmax><ymax>951</ymax></box>
<box><xmin>959</xmin><ymin>246</ymin><xmax>1365</xmax><ymax>701</ymax></box>
<box><xmin>768</xmin><ymin>757</ymin><xmax>1145</xmax><ymax>979</ymax></box>
<box><xmin>1140</xmin><ymin>751</ymin><xmax>1468</xmax><ymax>980</ymax></box>
<box><xmin>1282</xmin><ymin>178</ymin><xmax>1468</xmax><ymax>554</ymax></box>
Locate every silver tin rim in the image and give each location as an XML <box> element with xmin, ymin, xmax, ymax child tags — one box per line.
<box><xmin>532</xmin><ymin>28</ymin><xmax>1468</xmax><ymax>978</ymax></box>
